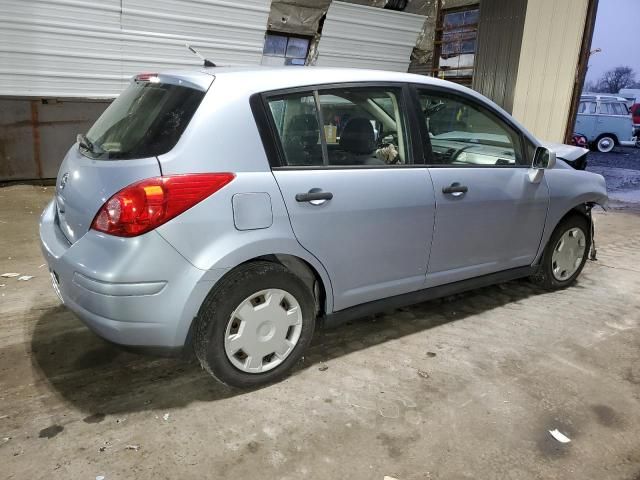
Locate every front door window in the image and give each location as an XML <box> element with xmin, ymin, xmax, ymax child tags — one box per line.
<box><xmin>416</xmin><ymin>90</ymin><xmax>526</xmax><ymax>166</ymax></box>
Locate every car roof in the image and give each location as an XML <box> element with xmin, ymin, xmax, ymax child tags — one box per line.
<box><xmin>581</xmin><ymin>93</ymin><xmax>627</xmax><ymax>102</ymax></box>
<box><xmin>159</xmin><ymin>65</ymin><xmax>469</xmax><ymax>97</ymax></box>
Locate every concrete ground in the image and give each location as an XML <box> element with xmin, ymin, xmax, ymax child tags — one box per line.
<box><xmin>1</xmin><ymin>181</ymin><xmax>639</xmax><ymax>480</ymax></box>
<box><xmin>588</xmin><ymin>146</ymin><xmax>640</xmax><ymax>205</ymax></box>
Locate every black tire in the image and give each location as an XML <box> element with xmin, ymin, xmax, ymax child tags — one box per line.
<box><xmin>194</xmin><ymin>261</ymin><xmax>316</xmax><ymax>388</ymax></box>
<box><xmin>530</xmin><ymin>214</ymin><xmax>591</xmax><ymax>290</ymax></box>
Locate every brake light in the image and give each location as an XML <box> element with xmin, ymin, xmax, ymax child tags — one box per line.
<box><xmin>91</xmin><ymin>173</ymin><xmax>235</xmax><ymax>237</ymax></box>
<box><xmin>135</xmin><ymin>73</ymin><xmax>159</xmax><ymax>82</ymax></box>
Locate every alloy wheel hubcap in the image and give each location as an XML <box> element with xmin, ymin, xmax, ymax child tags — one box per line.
<box><xmin>224</xmin><ymin>289</ymin><xmax>303</xmax><ymax>374</ymax></box>
<box><xmin>551</xmin><ymin>227</ymin><xmax>586</xmax><ymax>281</ymax></box>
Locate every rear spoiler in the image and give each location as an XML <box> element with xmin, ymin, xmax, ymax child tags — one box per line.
<box><xmin>132</xmin><ymin>71</ymin><xmax>214</xmax><ymax>92</ymax></box>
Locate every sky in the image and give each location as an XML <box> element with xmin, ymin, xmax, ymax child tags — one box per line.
<box><xmin>586</xmin><ymin>0</ymin><xmax>640</xmax><ymax>83</ymax></box>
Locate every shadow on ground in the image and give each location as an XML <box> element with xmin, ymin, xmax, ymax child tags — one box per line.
<box><xmin>29</xmin><ymin>278</ymin><xmax>551</xmax><ymax>415</ymax></box>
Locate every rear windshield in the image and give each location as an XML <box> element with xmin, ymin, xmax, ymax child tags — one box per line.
<box><xmin>82</xmin><ymin>80</ymin><xmax>205</xmax><ymax>160</ymax></box>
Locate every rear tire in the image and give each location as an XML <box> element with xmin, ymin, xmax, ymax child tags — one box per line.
<box><xmin>194</xmin><ymin>261</ymin><xmax>316</xmax><ymax>388</ymax></box>
<box><xmin>530</xmin><ymin>214</ymin><xmax>591</xmax><ymax>290</ymax></box>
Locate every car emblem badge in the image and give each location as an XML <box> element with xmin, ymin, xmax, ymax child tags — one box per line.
<box><xmin>60</xmin><ymin>172</ymin><xmax>70</xmax><ymax>190</ymax></box>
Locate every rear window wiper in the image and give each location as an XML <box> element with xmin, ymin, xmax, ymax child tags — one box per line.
<box><xmin>77</xmin><ymin>133</ymin><xmax>104</xmax><ymax>155</ymax></box>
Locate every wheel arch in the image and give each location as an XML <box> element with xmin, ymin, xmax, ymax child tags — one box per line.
<box><xmin>177</xmin><ymin>242</ymin><xmax>334</xmax><ymax>352</ymax></box>
<box><xmin>253</xmin><ymin>254</ymin><xmax>329</xmax><ymax>318</ymax></box>
<box><xmin>534</xmin><ymin>200</ymin><xmax>601</xmax><ymax>265</ymax></box>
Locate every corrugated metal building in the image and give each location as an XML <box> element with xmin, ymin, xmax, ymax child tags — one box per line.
<box><xmin>0</xmin><ymin>0</ymin><xmax>597</xmax><ymax>181</ymax></box>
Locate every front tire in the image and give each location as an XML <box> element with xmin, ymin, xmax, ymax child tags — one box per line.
<box><xmin>531</xmin><ymin>214</ymin><xmax>591</xmax><ymax>290</ymax></box>
<box><xmin>194</xmin><ymin>261</ymin><xmax>316</xmax><ymax>388</ymax></box>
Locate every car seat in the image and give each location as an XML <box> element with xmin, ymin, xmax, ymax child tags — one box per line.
<box><xmin>336</xmin><ymin>118</ymin><xmax>385</xmax><ymax>165</ymax></box>
<box><xmin>283</xmin><ymin>114</ymin><xmax>322</xmax><ymax>166</ymax></box>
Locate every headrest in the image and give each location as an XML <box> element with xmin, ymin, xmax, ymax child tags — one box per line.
<box><xmin>339</xmin><ymin>118</ymin><xmax>376</xmax><ymax>154</ymax></box>
<box><xmin>286</xmin><ymin>114</ymin><xmax>319</xmax><ymax>147</ymax></box>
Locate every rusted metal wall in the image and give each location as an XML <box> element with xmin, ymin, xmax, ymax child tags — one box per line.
<box><xmin>0</xmin><ymin>99</ymin><xmax>109</xmax><ymax>182</ymax></box>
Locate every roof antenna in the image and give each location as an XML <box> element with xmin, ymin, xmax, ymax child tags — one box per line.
<box><xmin>186</xmin><ymin>44</ymin><xmax>216</xmax><ymax>67</ymax></box>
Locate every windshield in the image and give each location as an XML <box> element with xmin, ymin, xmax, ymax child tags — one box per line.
<box><xmin>82</xmin><ymin>80</ymin><xmax>205</xmax><ymax>160</ymax></box>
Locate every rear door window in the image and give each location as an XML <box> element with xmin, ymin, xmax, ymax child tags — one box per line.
<box><xmin>265</xmin><ymin>86</ymin><xmax>410</xmax><ymax>167</ymax></box>
<box><xmin>82</xmin><ymin>79</ymin><xmax>205</xmax><ymax>160</ymax></box>
<box><xmin>317</xmin><ymin>87</ymin><xmax>409</xmax><ymax>166</ymax></box>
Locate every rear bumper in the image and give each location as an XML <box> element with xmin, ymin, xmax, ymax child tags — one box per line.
<box><xmin>39</xmin><ymin>200</ymin><xmax>228</xmax><ymax>348</ymax></box>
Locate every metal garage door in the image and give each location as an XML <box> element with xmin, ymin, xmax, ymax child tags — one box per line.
<box><xmin>0</xmin><ymin>0</ymin><xmax>271</xmax><ymax>98</ymax></box>
<box><xmin>314</xmin><ymin>1</ymin><xmax>425</xmax><ymax>72</ymax></box>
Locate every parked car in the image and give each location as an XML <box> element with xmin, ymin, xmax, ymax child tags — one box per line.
<box><xmin>575</xmin><ymin>94</ymin><xmax>635</xmax><ymax>152</ymax></box>
<box><xmin>40</xmin><ymin>67</ymin><xmax>608</xmax><ymax>388</ymax></box>
<box><xmin>629</xmin><ymin>103</ymin><xmax>640</xmax><ymax>143</ymax></box>
<box><xmin>630</xmin><ymin>103</ymin><xmax>640</xmax><ymax>126</ymax></box>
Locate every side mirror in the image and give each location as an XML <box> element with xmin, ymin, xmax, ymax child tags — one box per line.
<box><xmin>532</xmin><ymin>146</ymin><xmax>556</xmax><ymax>169</ymax></box>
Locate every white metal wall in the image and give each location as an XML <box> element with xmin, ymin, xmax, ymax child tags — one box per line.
<box><xmin>314</xmin><ymin>1</ymin><xmax>426</xmax><ymax>72</ymax></box>
<box><xmin>0</xmin><ymin>0</ymin><xmax>271</xmax><ymax>98</ymax></box>
<box><xmin>511</xmin><ymin>0</ymin><xmax>589</xmax><ymax>143</ymax></box>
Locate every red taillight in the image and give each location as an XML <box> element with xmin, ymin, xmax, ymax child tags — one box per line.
<box><xmin>91</xmin><ymin>173</ymin><xmax>235</xmax><ymax>237</ymax></box>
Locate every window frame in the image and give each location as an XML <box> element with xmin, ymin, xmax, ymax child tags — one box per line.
<box><xmin>250</xmin><ymin>82</ymin><xmax>423</xmax><ymax>170</ymax></box>
<box><xmin>262</xmin><ymin>31</ymin><xmax>312</xmax><ymax>66</ymax></box>
<box><xmin>432</xmin><ymin>4</ymin><xmax>480</xmax><ymax>87</ymax></box>
<box><xmin>409</xmin><ymin>83</ymin><xmax>532</xmax><ymax>169</ymax></box>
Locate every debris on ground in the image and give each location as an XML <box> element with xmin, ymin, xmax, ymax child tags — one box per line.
<box><xmin>125</xmin><ymin>444</ymin><xmax>140</xmax><ymax>451</ymax></box>
<box><xmin>2</xmin><ymin>437</ymin><xmax>11</xmax><ymax>443</ymax></box>
<box><xmin>163</xmin><ymin>413</ymin><xmax>170</xmax><ymax>421</ymax></box>
<box><xmin>318</xmin><ymin>363</ymin><xmax>328</xmax><ymax>371</ymax></box>
<box><xmin>0</xmin><ymin>273</ymin><xmax>20</xmax><ymax>278</ymax></box>
<box><xmin>384</xmin><ymin>476</ymin><xmax>400</xmax><ymax>480</ymax></box>
<box><xmin>548</xmin><ymin>429</ymin><xmax>571</xmax><ymax>443</ymax></box>
<box><xmin>17</xmin><ymin>275</ymin><xmax>33</xmax><ymax>281</ymax></box>
<box><xmin>96</xmin><ymin>476</ymin><xmax>105</xmax><ymax>480</ymax></box>
<box><xmin>38</xmin><ymin>264</ymin><xmax>46</xmax><ymax>269</ymax></box>
<box><xmin>426</xmin><ymin>352</ymin><xmax>436</xmax><ymax>358</ymax></box>
<box><xmin>0</xmin><ymin>284</ymin><xmax>5</xmax><ymax>288</ymax></box>
<box><xmin>417</xmin><ymin>370</ymin><xmax>430</xmax><ymax>379</ymax></box>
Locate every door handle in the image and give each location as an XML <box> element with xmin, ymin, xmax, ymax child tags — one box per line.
<box><xmin>442</xmin><ymin>182</ymin><xmax>468</xmax><ymax>195</ymax></box>
<box><xmin>295</xmin><ymin>190</ymin><xmax>334</xmax><ymax>204</ymax></box>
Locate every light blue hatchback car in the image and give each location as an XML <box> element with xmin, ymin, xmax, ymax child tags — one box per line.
<box><xmin>40</xmin><ymin>67</ymin><xmax>607</xmax><ymax>387</ymax></box>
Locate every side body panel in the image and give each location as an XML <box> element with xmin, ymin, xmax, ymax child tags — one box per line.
<box><xmin>594</xmin><ymin>112</ymin><xmax>633</xmax><ymax>142</ymax></box>
<box><xmin>575</xmin><ymin>113</ymin><xmax>597</xmax><ymax>140</ymax></box>
<box><xmin>425</xmin><ymin>167</ymin><xmax>549</xmax><ymax>286</ymax></box>
<box><xmin>533</xmin><ymin>168</ymin><xmax>607</xmax><ymax>263</ymax></box>
<box><xmin>274</xmin><ymin>168</ymin><xmax>436</xmax><ymax>311</ymax></box>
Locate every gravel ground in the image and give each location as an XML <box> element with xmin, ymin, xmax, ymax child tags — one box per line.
<box><xmin>586</xmin><ymin>146</ymin><xmax>640</xmax><ymax>204</ymax></box>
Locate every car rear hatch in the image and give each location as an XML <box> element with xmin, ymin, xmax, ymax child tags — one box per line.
<box><xmin>54</xmin><ymin>71</ymin><xmax>214</xmax><ymax>244</ymax></box>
